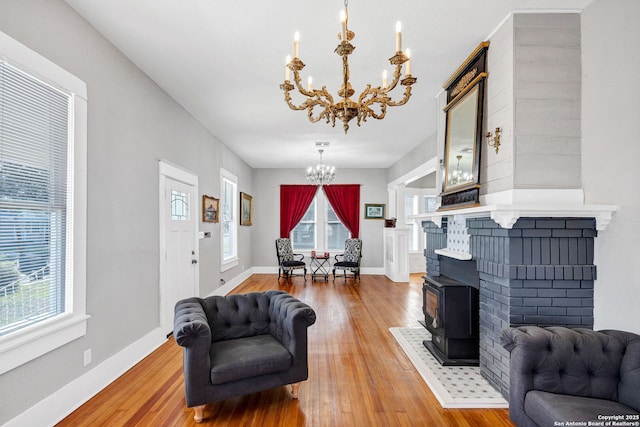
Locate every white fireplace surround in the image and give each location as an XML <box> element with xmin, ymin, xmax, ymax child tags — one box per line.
<box><xmin>413</xmin><ymin>189</ymin><xmax>617</xmax><ymax>231</ymax></box>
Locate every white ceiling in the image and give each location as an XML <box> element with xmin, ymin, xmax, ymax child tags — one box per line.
<box><xmin>63</xmin><ymin>0</ymin><xmax>593</xmax><ymax>169</ymax></box>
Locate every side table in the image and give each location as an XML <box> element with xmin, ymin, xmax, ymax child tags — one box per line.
<box><xmin>310</xmin><ymin>255</ymin><xmax>331</xmax><ymax>282</ymax></box>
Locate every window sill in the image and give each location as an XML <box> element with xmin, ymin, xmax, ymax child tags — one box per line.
<box><xmin>0</xmin><ymin>313</ymin><xmax>90</xmax><ymax>375</ymax></box>
<box><xmin>221</xmin><ymin>257</ymin><xmax>238</xmax><ymax>272</ymax></box>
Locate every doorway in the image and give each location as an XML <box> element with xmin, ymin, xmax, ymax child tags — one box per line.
<box><xmin>159</xmin><ymin>160</ymin><xmax>199</xmax><ymax>335</ymax></box>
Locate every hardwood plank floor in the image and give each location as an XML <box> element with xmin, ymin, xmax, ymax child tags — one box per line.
<box><xmin>58</xmin><ymin>274</ymin><xmax>514</xmax><ymax>426</ymax></box>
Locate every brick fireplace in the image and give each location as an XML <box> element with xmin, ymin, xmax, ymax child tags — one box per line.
<box><xmin>422</xmin><ymin>214</ymin><xmax>602</xmax><ymax>398</ymax></box>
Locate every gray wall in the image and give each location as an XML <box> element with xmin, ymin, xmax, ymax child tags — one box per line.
<box><xmin>582</xmin><ymin>0</ymin><xmax>640</xmax><ymax>333</ymax></box>
<box><xmin>387</xmin><ymin>132</ymin><xmax>437</xmax><ymax>184</ymax></box>
<box><xmin>513</xmin><ymin>14</ymin><xmax>582</xmax><ymax>189</ymax></box>
<box><xmin>251</xmin><ymin>168</ymin><xmax>388</xmax><ymax>269</ymax></box>
<box><xmin>482</xmin><ymin>14</ymin><xmax>514</xmax><ymax>194</ymax></box>
<box><xmin>0</xmin><ymin>0</ymin><xmax>251</xmax><ymax>423</ymax></box>
<box><xmin>482</xmin><ymin>13</ymin><xmax>582</xmax><ymax>193</ymax></box>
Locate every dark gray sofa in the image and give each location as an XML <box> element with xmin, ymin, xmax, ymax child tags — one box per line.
<box><xmin>502</xmin><ymin>326</ymin><xmax>640</xmax><ymax>427</ymax></box>
<box><xmin>173</xmin><ymin>290</ymin><xmax>316</xmax><ymax>422</ymax></box>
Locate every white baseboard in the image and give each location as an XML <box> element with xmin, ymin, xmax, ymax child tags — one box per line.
<box><xmin>251</xmin><ymin>266</ymin><xmax>279</xmax><ymax>274</ymax></box>
<box><xmin>251</xmin><ymin>266</ymin><xmax>385</xmax><ymax>276</ymax></box>
<box><xmin>208</xmin><ymin>267</ymin><xmax>253</xmax><ymax>297</ymax></box>
<box><xmin>4</xmin><ymin>328</ymin><xmax>166</xmax><ymax>427</ymax></box>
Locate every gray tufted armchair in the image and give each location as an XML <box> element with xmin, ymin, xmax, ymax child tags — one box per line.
<box><xmin>173</xmin><ymin>290</ymin><xmax>316</xmax><ymax>423</ymax></box>
<box><xmin>502</xmin><ymin>326</ymin><xmax>640</xmax><ymax>427</ymax></box>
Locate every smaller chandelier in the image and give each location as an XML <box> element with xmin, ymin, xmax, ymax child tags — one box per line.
<box><xmin>280</xmin><ymin>0</ymin><xmax>417</xmax><ymax>133</ymax></box>
<box><xmin>306</xmin><ymin>148</ymin><xmax>336</xmax><ymax>186</ymax></box>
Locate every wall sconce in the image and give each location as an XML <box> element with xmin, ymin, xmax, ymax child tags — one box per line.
<box><xmin>486</xmin><ymin>127</ymin><xmax>501</xmax><ymax>154</ymax></box>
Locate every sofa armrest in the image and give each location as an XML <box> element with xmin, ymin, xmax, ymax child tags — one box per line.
<box><xmin>174</xmin><ymin>298</ymin><xmax>214</xmax><ymax>407</ymax></box>
<box><xmin>267</xmin><ymin>291</ymin><xmax>316</xmax><ymax>358</ymax></box>
<box><xmin>174</xmin><ymin>298</ymin><xmax>212</xmax><ymax>347</ymax></box>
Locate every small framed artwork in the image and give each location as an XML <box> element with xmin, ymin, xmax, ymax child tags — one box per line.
<box><xmin>240</xmin><ymin>192</ymin><xmax>253</xmax><ymax>226</ymax></box>
<box><xmin>364</xmin><ymin>203</ymin><xmax>385</xmax><ymax>220</ymax></box>
<box><xmin>202</xmin><ymin>195</ymin><xmax>219</xmax><ymax>223</ymax></box>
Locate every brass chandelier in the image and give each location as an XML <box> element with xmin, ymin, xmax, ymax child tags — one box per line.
<box><xmin>279</xmin><ymin>0</ymin><xmax>417</xmax><ymax>134</ymax></box>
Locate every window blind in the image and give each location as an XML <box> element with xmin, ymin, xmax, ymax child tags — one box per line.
<box><xmin>0</xmin><ymin>60</ymin><xmax>71</xmax><ymax>336</ymax></box>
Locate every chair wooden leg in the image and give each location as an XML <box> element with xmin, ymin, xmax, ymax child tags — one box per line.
<box><xmin>194</xmin><ymin>405</ymin><xmax>205</xmax><ymax>423</ymax></box>
<box><xmin>290</xmin><ymin>382</ymin><xmax>301</xmax><ymax>399</ymax></box>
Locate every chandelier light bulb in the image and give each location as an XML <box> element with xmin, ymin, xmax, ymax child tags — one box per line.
<box><xmin>294</xmin><ymin>31</ymin><xmax>300</xmax><ymax>58</ymax></box>
<box><xmin>340</xmin><ymin>10</ymin><xmax>347</xmax><ymax>40</ymax></box>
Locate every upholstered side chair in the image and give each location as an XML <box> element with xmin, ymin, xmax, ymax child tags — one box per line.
<box><xmin>333</xmin><ymin>238</ymin><xmax>362</xmax><ymax>283</ymax></box>
<box><xmin>275</xmin><ymin>237</ymin><xmax>307</xmax><ymax>282</ymax></box>
<box><xmin>174</xmin><ymin>290</ymin><xmax>316</xmax><ymax>423</ymax></box>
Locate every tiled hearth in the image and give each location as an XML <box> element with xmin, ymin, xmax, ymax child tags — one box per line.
<box><xmin>423</xmin><ymin>215</ymin><xmax>600</xmax><ymax>398</ymax></box>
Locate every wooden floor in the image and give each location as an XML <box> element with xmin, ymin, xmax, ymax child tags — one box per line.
<box><xmin>58</xmin><ymin>274</ymin><xmax>514</xmax><ymax>426</ymax></box>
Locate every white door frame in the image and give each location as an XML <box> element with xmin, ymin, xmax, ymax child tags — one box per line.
<box><xmin>159</xmin><ymin>159</ymin><xmax>199</xmax><ymax>334</ymax></box>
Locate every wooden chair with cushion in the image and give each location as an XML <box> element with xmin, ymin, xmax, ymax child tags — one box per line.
<box><xmin>275</xmin><ymin>237</ymin><xmax>307</xmax><ymax>282</ymax></box>
<box><xmin>333</xmin><ymin>238</ymin><xmax>362</xmax><ymax>283</ymax></box>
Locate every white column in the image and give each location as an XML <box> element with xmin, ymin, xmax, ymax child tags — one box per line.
<box><xmin>387</xmin><ymin>186</ymin><xmax>397</xmax><ymax>219</ymax></box>
<box><xmin>395</xmin><ymin>183</ymin><xmax>407</xmax><ymax>228</ymax></box>
<box><xmin>384</xmin><ymin>183</ymin><xmax>409</xmax><ymax>282</ymax></box>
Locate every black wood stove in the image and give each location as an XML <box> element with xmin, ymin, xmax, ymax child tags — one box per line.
<box><xmin>422</xmin><ymin>257</ymin><xmax>479</xmax><ymax>366</ymax></box>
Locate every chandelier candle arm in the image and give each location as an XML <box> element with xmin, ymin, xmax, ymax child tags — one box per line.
<box><xmin>284</xmin><ymin>65</ymin><xmax>338</xmax><ymax>126</ymax></box>
<box><xmin>280</xmin><ymin>0</ymin><xmax>416</xmax><ymax>133</ymax></box>
<box><xmin>285</xmin><ymin>55</ymin><xmax>291</xmax><ymax>81</ymax></box>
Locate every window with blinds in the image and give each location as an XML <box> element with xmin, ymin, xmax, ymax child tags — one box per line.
<box><xmin>0</xmin><ymin>60</ymin><xmax>72</xmax><ymax>337</ymax></box>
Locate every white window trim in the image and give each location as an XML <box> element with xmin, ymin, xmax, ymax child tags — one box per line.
<box><xmin>406</xmin><ymin>189</ymin><xmax>438</xmax><ymax>254</ymax></box>
<box><xmin>220</xmin><ymin>168</ymin><xmax>238</xmax><ymax>271</ymax></box>
<box><xmin>0</xmin><ymin>31</ymin><xmax>88</xmax><ymax>375</ymax></box>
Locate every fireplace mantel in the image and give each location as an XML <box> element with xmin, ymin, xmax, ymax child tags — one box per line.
<box><xmin>414</xmin><ymin>203</ymin><xmax>616</xmax><ymax>231</ymax></box>
<box><xmin>413</xmin><ymin>189</ymin><xmax>617</xmax><ymax>231</ymax></box>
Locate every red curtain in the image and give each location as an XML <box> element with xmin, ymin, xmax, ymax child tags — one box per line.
<box><xmin>280</xmin><ymin>185</ymin><xmax>318</xmax><ymax>238</ymax></box>
<box><xmin>323</xmin><ymin>184</ymin><xmax>360</xmax><ymax>238</ymax></box>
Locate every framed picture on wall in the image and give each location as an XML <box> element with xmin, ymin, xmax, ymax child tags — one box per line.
<box><xmin>240</xmin><ymin>192</ymin><xmax>253</xmax><ymax>226</ymax></box>
<box><xmin>202</xmin><ymin>195</ymin><xmax>219</xmax><ymax>223</ymax></box>
<box><xmin>364</xmin><ymin>203</ymin><xmax>385</xmax><ymax>219</ymax></box>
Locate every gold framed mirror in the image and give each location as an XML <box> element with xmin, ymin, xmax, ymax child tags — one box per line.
<box><xmin>440</xmin><ymin>42</ymin><xmax>489</xmax><ymax>209</ymax></box>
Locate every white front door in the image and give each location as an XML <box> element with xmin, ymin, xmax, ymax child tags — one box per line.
<box><xmin>159</xmin><ymin>161</ymin><xmax>199</xmax><ymax>335</ymax></box>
